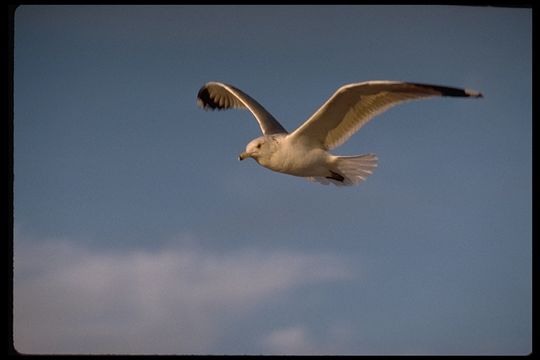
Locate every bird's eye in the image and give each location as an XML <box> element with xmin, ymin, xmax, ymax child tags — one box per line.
<box><xmin>257</xmin><ymin>144</ymin><xmax>261</xmax><ymax>149</ymax></box>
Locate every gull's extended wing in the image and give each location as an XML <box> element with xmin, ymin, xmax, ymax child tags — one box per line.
<box><xmin>288</xmin><ymin>81</ymin><xmax>482</xmax><ymax>150</ymax></box>
<box><xmin>197</xmin><ymin>82</ymin><xmax>288</xmax><ymax>135</ymax></box>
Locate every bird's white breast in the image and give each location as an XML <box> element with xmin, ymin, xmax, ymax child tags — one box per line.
<box><xmin>263</xmin><ymin>136</ymin><xmax>330</xmax><ymax>177</ymax></box>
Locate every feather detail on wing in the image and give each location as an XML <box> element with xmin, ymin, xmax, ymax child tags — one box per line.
<box><xmin>197</xmin><ymin>82</ymin><xmax>288</xmax><ymax>135</ymax></box>
<box><xmin>289</xmin><ymin>81</ymin><xmax>482</xmax><ymax>150</ymax></box>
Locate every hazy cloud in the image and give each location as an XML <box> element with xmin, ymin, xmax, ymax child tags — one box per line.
<box><xmin>259</xmin><ymin>321</ymin><xmax>359</xmax><ymax>355</ymax></box>
<box><xmin>14</xmin><ymin>236</ymin><xmax>353</xmax><ymax>354</ymax></box>
<box><xmin>261</xmin><ymin>325</ymin><xmax>314</xmax><ymax>354</ymax></box>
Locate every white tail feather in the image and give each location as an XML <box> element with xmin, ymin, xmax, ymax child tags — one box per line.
<box><xmin>308</xmin><ymin>153</ymin><xmax>378</xmax><ymax>186</ymax></box>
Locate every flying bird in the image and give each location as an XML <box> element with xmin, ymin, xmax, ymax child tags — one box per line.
<box><xmin>197</xmin><ymin>81</ymin><xmax>482</xmax><ymax>186</ymax></box>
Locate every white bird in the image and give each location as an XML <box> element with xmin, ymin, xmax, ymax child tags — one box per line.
<box><xmin>197</xmin><ymin>81</ymin><xmax>482</xmax><ymax>186</ymax></box>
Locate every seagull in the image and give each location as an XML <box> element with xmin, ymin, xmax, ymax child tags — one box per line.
<box><xmin>197</xmin><ymin>81</ymin><xmax>482</xmax><ymax>186</ymax></box>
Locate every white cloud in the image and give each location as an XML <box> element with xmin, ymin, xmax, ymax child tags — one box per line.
<box><xmin>13</xmin><ymin>237</ymin><xmax>353</xmax><ymax>354</ymax></box>
<box><xmin>260</xmin><ymin>322</ymin><xmax>358</xmax><ymax>355</ymax></box>
<box><xmin>261</xmin><ymin>325</ymin><xmax>314</xmax><ymax>354</ymax></box>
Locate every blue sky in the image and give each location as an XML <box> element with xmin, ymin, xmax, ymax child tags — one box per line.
<box><xmin>14</xmin><ymin>5</ymin><xmax>531</xmax><ymax>355</ymax></box>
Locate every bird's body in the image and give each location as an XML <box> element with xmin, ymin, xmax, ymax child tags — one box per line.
<box><xmin>245</xmin><ymin>134</ymin><xmax>324</xmax><ymax>175</ymax></box>
<box><xmin>197</xmin><ymin>81</ymin><xmax>482</xmax><ymax>186</ymax></box>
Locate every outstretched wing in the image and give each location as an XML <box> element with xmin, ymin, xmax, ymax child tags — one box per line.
<box><xmin>197</xmin><ymin>82</ymin><xmax>288</xmax><ymax>135</ymax></box>
<box><xmin>288</xmin><ymin>81</ymin><xmax>482</xmax><ymax>150</ymax></box>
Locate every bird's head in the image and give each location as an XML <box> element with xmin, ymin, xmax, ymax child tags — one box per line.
<box><xmin>238</xmin><ymin>136</ymin><xmax>266</xmax><ymax>161</ymax></box>
<box><xmin>238</xmin><ymin>136</ymin><xmax>270</xmax><ymax>162</ymax></box>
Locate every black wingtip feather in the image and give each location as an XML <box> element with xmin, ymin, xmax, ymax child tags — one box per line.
<box><xmin>411</xmin><ymin>82</ymin><xmax>483</xmax><ymax>98</ymax></box>
<box><xmin>197</xmin><ymin>85</ymin><xmax>229</xmax><ymax>110</ymax></box>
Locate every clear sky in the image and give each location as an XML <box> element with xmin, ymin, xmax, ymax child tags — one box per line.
<box><xmin>13</xmin><ymin>5</ymin><xmax>531</xmax><ymax>355</ymax></box>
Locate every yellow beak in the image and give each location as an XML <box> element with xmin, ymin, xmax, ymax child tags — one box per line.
<box><xmin>238</xmin><ymin>152</ymin><xmax>251</xmax><ymax>161</ymax></box>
